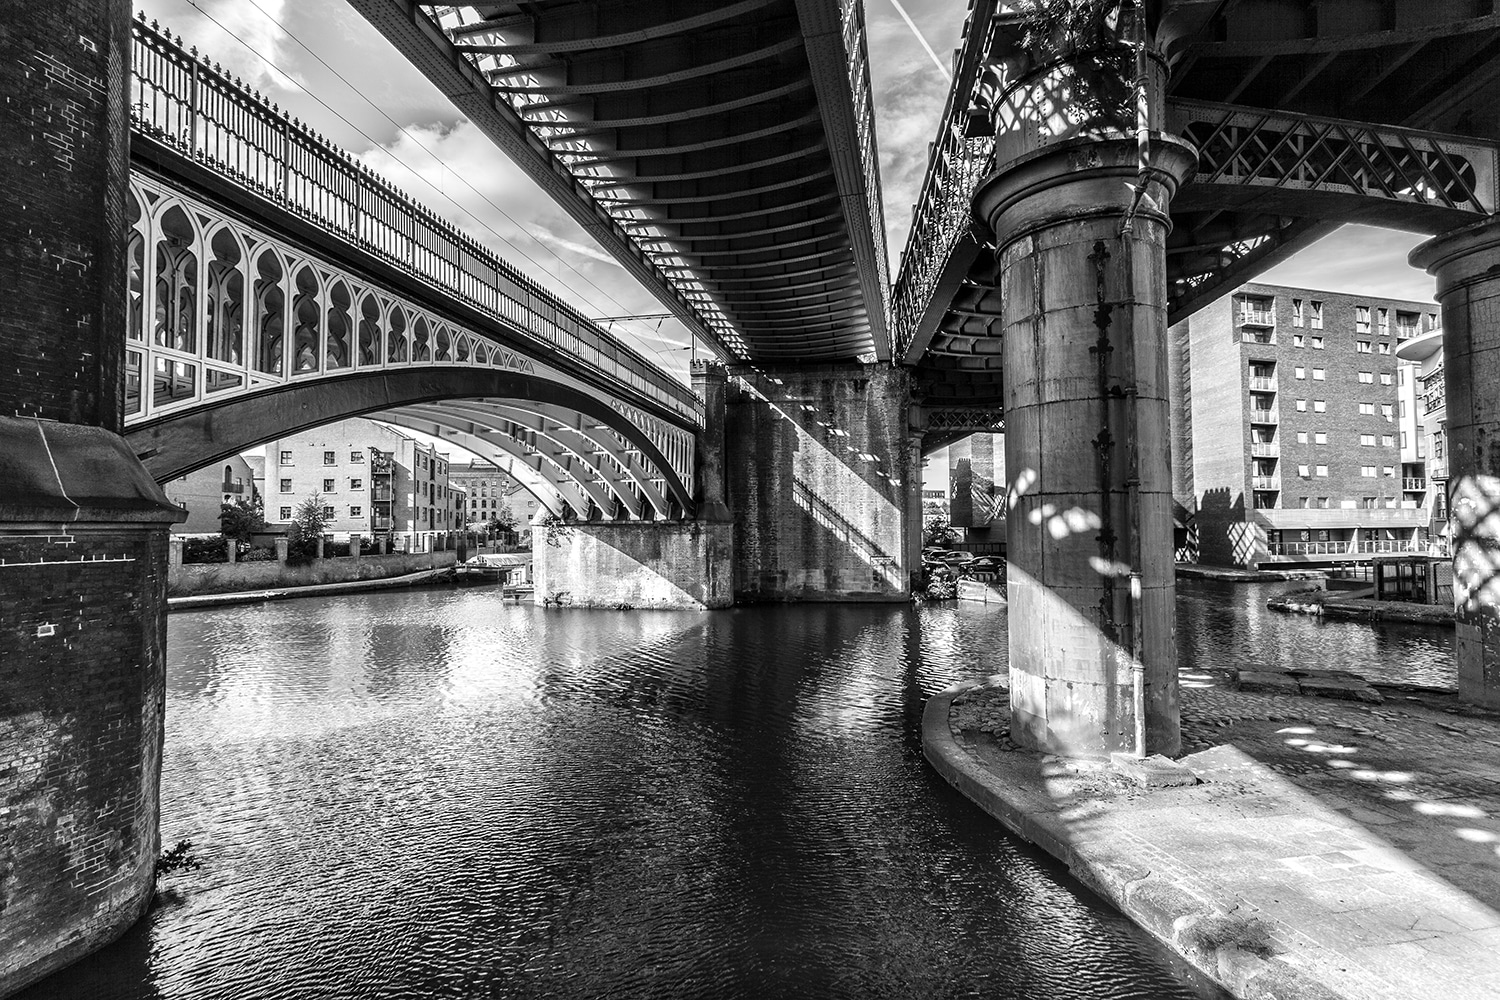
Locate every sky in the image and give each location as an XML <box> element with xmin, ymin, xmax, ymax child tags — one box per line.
<box><xmin>138</xmin><ymin>0</ymin><xmax>1437</xmax><ymax>478</ymax></box>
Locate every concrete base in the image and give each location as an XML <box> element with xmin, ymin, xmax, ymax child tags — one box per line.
<box><xmin>532</xmin><ymin>520</ymin><xmax>733</xmax><ymax>609</ymax></box>
<box><xmin>1109</xmin><ymin>752</ymin><xmax>1199</xmax><ymax>788</ymax></box>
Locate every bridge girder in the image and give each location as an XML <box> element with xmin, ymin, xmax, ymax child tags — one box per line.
<box><xmin>347</xmin><ymin>0</ymin><xmax>890</xmax><ymax>364</ymax></box>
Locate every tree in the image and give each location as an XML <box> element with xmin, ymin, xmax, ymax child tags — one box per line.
<box><xmin>925</xmin><ymin>515</ymin><xmax>958</xmax><ymax>547</ymax></box>
<box><xmin>491</xmin><ymin>499</ymin><xmax>518</xmax><ymax>531</ymax></box>
<box><xmin>287</xmin><ymin>493</ymin><xmax>329</xmax><ymax>566</ymax></box>
<box><xmin>220</xmin><ymin>495</ymin><xmax>266</xmax><ymax>543</ymax></box>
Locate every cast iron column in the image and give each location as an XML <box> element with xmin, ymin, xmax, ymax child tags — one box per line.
<box><xmin>1412</xmin><ymin>216</ymin><xmax>1500</xmax><ymax>709</ymax></box>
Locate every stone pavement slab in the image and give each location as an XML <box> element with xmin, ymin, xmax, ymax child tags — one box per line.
<box><xmin>924</xmin><ymin>679</ymin><xmax>1500</xmax><ymax>1000</ymax></box>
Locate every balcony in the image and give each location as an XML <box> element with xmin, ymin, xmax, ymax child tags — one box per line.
<box><xmin>1248</xmin><ymin>376</ymin><xmax>1277</xmax><ymax>391</ymax></box>
<box><xmin>1252</xmin><ymin>476</ymin><xmax>1278</xmax><ymax>490</ymax></box>
<box><xmin>221</xmin><ymin>480</ymin><xmax>244</xmax><ymax>494</ymax></box>
<box><xmin>371</xmin><ymin>487</ymin><xmax>393</xmax><ymax>502</ymax></box>
<box><xmin>1248</xmin><ymin>409</ymin><xmax>1278</xmax><ymax>424</ymax></box>
<box><xmin>1250</xmin><ymin>442</ymin><xmax>1278</xmax><ymax>458</ymax></box>
<box><xmin>1267</xmin><ymin>540</ymin><xmax>1355</xmax><ymax>556</ymax></box>
<box><xmin>1358</xmin><ymin>539</ymin><xmax>1422</xmax><ymax>554</ymax></box>
<box><xmin>1254</xmin><ymin>507</ymin><xmax>1430</xmax><ymax>530</ymax></box>
<box><xmin>1241</xmin><ymin>330</ymin><xmax>1276</xmax><ymax>345</ymax></box>
<box><xmin>1423</xmin><ymin>384</ymin><xmax>1446</xmax><ymax>415</ymax></box>
<box><xmin>1402</xmin><ymin>478</ymin><xmax>1427</xmax><ymax>492</ymax></box>
<box><xmin>371</xmin><ymin>517</ymin><xmax>393</xmax><ymax>530</ymax></box>
<box><xmin>1238</xmin><ymin>310</ymin><xmax>1274</xmax><ymax>327</ymax></box>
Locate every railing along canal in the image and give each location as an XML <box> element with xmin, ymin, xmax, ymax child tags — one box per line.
<box><xmin>888</xmin><ymin>0</ymin><xmax>1000</xmax><ymax>359</ymax></box>
<box><xmin>128</xmin><ymin>16</ymin><xmax>701</xmax><ymax>426</ymax></box>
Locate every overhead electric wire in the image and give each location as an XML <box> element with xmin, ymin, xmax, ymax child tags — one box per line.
<box><xmin>178</xmin><ymin>0</ymin><xmax>693</xmax><ymax>375</ymax></box>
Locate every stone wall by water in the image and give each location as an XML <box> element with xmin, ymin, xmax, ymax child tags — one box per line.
<box><xmin>533</xmin><ymin>521</ymin><xmax>733</xmax><ymax>609</ymax></box>
<box><xmin>169</xmin><ymin>551</ymin><xmax>456</xmax><ymax>596</ymax></box>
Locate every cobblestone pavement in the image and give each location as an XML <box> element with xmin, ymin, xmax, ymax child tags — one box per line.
<box><xmin>944</xmin><ymin>678</ymin><xmax>1500</xmax><ymax>1000</ymax></box>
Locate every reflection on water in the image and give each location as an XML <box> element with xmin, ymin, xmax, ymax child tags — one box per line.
<box><xmin>28</xmin><ymin>591</ymin><xmax>1232</xmax><ymax>1000</ymax></box>
<box><xmin>1175</xmin><ymin>579</ymin><xmax>1453</xmax><ymax>689</ymax></box>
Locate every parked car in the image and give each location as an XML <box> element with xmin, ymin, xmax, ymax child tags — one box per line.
<box><xmin>941</xmin><ymin>551</ymin><xmax>977</xmax><ymax>567</ymax></box>
<box><xmin>969</xmin><ymin>556</ymin><xmax>1001</xmax><ymax>573</ymax></box>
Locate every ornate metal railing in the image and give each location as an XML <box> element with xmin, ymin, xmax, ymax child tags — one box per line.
<box><xmin>128</xmin><ymin>15</ymin><xmax>702</xmax><ymax>426</ymax></box>
<box><xmin>889</xmin><ymin>0</ymin><xmax>1001</xmax><ymax>359</ymax></box>
<box><xmin>838</xmin><ymin>0</ymin><xmax>891</xmax><ymax>327</ymax></box>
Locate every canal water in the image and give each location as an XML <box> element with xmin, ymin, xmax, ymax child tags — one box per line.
<box><xmin>28</xmin><ymin>579</ymin><xmax>1450</xmax><ymax>1000</ymax></box>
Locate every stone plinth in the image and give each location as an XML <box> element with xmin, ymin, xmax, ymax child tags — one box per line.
<box><xmin>533</xmin><ymin>520</ymin><xmax>734</xmax><ymax>609</ymax></box>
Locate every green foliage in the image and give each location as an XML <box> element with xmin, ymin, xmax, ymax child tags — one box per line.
<box><xmin>925</xmin><ymin>577</ymin><xmax>958</xmax><ymax>600</ymax></box>
<box><xmin>489</xmin><ymin>500</ymin><xmax>518</xmax><ymax>531</ymax></box>
<box><xmin>1014</xmin><ymin>0</ymin><xmax>1125</xmax><ymax>54</ymax></box>
<box><xmin>155</xmin><ymin>839</ymin><xmax>203</xmax><ymax>878</ymax></box>
<box><xmin>287</xmin><ymin>493</ymin><xmax>329</xmax><ymax>566</ymax></box>
<box><xmin>535</xmin><ymin>512</ymin><xmax>572</xmax><ymax>548</ymax></box>
<box><xmin>182</xmin><ymin>536</ymin><xmax>229</xmax><ymax>564</ymax></box>
<box><xmin>924</xmin><ymin>516</ymin><xmax>958</xmax><ymax>546</ymax></box>
<box><xmin>242</xmin><ymin>546</ymin><xmax>276</xmax><ymax>562</ymax></box>
<box><xmin>219</xmin><ymin>495</ymin><xmax>266</xmax><ymax>543</ymax></box>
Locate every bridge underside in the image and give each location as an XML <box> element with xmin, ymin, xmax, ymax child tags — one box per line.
<box><xmin>350</xmin><ymin>0</ymin><xmax>890</xmax><ymax>364</ymax></box>
<box><xmin>902</xmin><ymin>1</ymin><xmax>1500</xmax><ymax>408</ymax></box>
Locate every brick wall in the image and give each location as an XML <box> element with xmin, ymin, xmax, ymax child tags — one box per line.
<box><xmin>0</xmin><ymin>525</ymin><xmax>167</xmax><ymax>996</ymax></box>
<box><xmin>725</xmin><ymin>364</ymin><xmax>914</xmax><ymax>602</ymax></box>
<box><xmin>0</xmin><ymin>0</ymin><xmax>130</xmax><ymax>429</ymax></box>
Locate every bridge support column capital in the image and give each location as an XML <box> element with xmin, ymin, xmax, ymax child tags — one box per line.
<box><xmin>1412</xmin><ymin>214</ymin><xmax>1500</xmax><ymax>709</ymax></box>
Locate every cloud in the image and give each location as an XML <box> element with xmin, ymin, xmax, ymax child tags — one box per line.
<box><xmin>1257</xmin><ymin>225</ymin><xmax>1436</xmax><ymax>303</ymax></box>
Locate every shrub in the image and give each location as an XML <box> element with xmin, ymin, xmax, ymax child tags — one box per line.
<box><xmin>182</xmin><ymin>536</ymin><xmax>229</xmax><ymax>564</ymax></box>
<box><xmin>324</xmin><ymin>540</ymin><xmax>351</xmax><ymax>558</ymax></box>
<box><xmin>242</xmin><ymin>546</ymin><xmax>276</xmax><ymax>562</ymax></box>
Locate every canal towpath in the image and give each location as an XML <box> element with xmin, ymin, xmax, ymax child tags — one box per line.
<box><xmin>925</xmin><ymin>678</ymin><xmax>1500</xmax><ymax>1000</ymax></box>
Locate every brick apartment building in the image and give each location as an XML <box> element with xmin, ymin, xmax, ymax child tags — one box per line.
<box><xmin>1170</xmin><ymin>282</ymin><xmax>1440</xmax><ymax>567</ymax></box>
<box><xmin>448</xmin><ymin>461</ymin><xmax>540</xmax><ymax>528</ymax></box>
<box><xmin>163</xmin><ymin>454</ymin><xmax>258</xmax><ymax>535</ymax></box>
<box><xmin>265</xmin><ymin>417</ymin><xmax>464</xmax><ymax>550</ymax></box>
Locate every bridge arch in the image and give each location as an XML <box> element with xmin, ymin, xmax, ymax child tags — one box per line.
<box><xmin>125</xmin><ymin>366</ymin><xmax>694</xmax><ymax>517</ymax></box>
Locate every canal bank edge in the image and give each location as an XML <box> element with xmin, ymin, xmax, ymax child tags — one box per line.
<box><xmin>921</xmin><ymin>682</ymin><xmax>1339</xmax><ymax>1000</ymax></box>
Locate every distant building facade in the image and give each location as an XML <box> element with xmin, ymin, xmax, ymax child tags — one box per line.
<box><xmin>449</xmin><ymin>461</ymin><xmax>540</xmax><ymax>527</ymax></box>
<box><xmin>1395</xmin><ymin>327</ymin><xmax>1451</xmax><ymax>554</ymax></box>
<box><xmin>164</xmin><ymin>454</ymin><xmax>257</xmax><ymax>535</ymax></box>
<box><xmin>265</xmin><ymin>417</ymin><xmax>459</xmax><ymax>549</ymax></box>
<box><xmin>1170</xmin><ymin>282</ymin><xmax>1440</xmax><ymax>567</ymax></box>
<box><xmin>948</xmin><ymin>433</ymin><xmax>1004</xmax><ymax>542</ymax></box>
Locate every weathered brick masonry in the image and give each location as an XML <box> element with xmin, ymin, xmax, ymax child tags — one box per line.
<box><xmin>1</xmin><ymin>2</ymin><xmax>181</xmax><ymax>995</ymax></box>
<box><xmin>725</xmin><ymin>364</ymin><xmax>915</xmax><ymax>602</ymax></box>
<box><xmin>0</xmin><ymin>0</ymin><xmax>131</xmax><ymax>430</ymax></box>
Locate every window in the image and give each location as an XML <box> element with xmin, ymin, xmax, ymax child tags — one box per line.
<box><xmin>350</xmin><ymin>478</ymin><xmax>363</xmax><ymax>490</ymax></box>
<box><xmin>1295</xmin><ymin>366</ymin><xmax>1306</xmax><ymax>380</ymax></box>
<box><xmin>1312</xmin><ymin>368</ymin><xmax>1326</xmax><ymax>380</ymax></box>
<box><xmin>1357</xmin><ymin>340</ymin><xmax>1371</xmax><ymax>353</ymax></box>
<box><xmin>351</xmin><ymin>451</ymin><xmax>364</xmax><ymax>464</ymax></box>
<box><xmin>279</xmin><ymin>506</ymin><xmax>292</xmax><ymax>520</ymax></box>
<box><xmin>1358</xmin><ymin>371</ymin><xmax>1374</xmax><ymax>383</ymax></box>
<box><xmin>279</xmin><ymin>450</ymin><xmax>293</xmax><ymax>463</ymax></box>
<box><xmin>1383</xmin><ymin>466</ymin><xmax>1396</xmax><ymax>477</ymax></box>
<box><xmin>1380</xmin><ymin>373</ymin><xmax>1393</xmax><ymax>386</ymax></box>
<box><xmin>1382</xmin><ymin>435</ymin><xmax>1394</xmax><ymax>447</ymax></box>
<box><xmin>323</xmin><ymin>478</ymin><xmax>336</xmax><ymax>492</ymax></box>
<box><xmin>1355</xmin><ymin>305</ymin><xmax>1371</xmax><ymax>332</ymax></box>
<box><xmin>1316</xmin><ymin>467</ymin><xmax>1329</xmax><ymax>478</ymax></box>
<box><xmin>1359</xmin><ymin>403</ymin><xmax>1375</xmax><ymax>415</ymax></box>
<box><xmin>1295</xmin><ymin>399</ymin><xmax>1307</xmax><ymax>411</ymax></box>
<box><xmin>1310</xmin><ymin>337</ymin><xmax>1323</xmax><ymax>350</ymax></box>
<box><xmin>1298</xmin><ymin>464</ymin><xmax>1310</xmax><ymax>477</ymax></box>
<box><xmin>1297</xmin><ymin>431</ymin><xmax>1309</xmax><ymax>444</ymax></box>
<box><xmin>1310</xmin><ymin>301</ymin><xmax>1323</xmax><ymax>329</ymax></box>
<box><xmin>279</xmin><ymin>478</ymin><xmax>292</xmax><ymax>493</ymax></box>
<box><xmin>1313</xmin><ymin>400</ymin><xmax>1326</xmax><ymax>413</ymax></box>
<box><xmin>1298</xmin><ymin>497</ymin><xmax>1311</xmax><ymax>509</ymax></box>
<box><xmin>322</xmin><ymin>505</ymin><xmax>335</xmax><ymax>519</ymax></box>
<box><xmin>350</xmin><ymin>505</ymin><xmax>363</xmax><ymax>518</ymax></box>
<box><xmin>1378</xmin><ymin>342</ymin><xmax>1391</xmax><ymax>354</ymax></box>
<box><xmin>1363</xmin><ymin>496</ymin><xmax>1378</xmax><ymax>509</ymax></box>
<box><xmin>1292</xmin><ymin>299</ymin><xmax>1304</xmax><ymax>326</ymax></box>
<box><xmin>1377</xmin><ymin>307</ymin><xmax>1389</xmax><ymax>335</ymax></box>
<box><xmin>1293</xmin><ymin>334</ymin><xmax>1305</xmax><ymax>348</ymax></box>
<box><xmin>321</xmin><ymin>451</ymin><xmax>335</xmax><ymax>465</ymax></box>
<box><xmin>1361</xmin><ymin>434</ymin><xmax>1376</xmax><ymax>447</ymax></box>
<box><xmin>1361</xmin><ymin>466</ymin><xmax>1377</xmax><ymax>477</ymax></box>
<box><xmin>1399</xmin><ymin>400</ymin><xmax>1407</xmax><ymax>418</ymax></box>
<box><xmin>1315</xmin><ymin>432</ymin><xmax>1328</xmax><ymax>444</ymax></box>
<box><xmin>1401</xmin><ymin>432</ymin><xmax>1408</xmax><ymax>449</ymax></box>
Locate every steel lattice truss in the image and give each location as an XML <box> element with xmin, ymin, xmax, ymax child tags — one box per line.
<box><xmin>351</xmin><ymin>0</ymin><xmax>891</xmax><ymax>364</ymax></box>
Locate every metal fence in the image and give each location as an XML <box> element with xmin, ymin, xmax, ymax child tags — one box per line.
<box><xmin>129</xmin><ymin>15</ymin><xmax>702</xmax><ymax>426</ymax></box>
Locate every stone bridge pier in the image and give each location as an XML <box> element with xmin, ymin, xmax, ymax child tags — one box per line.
<box><xmin>1413</xmin><ymin>215</ymin><xmax>1500</xmax><ymax>710</ymax></box>
<box><xmin>0</xmin><ymin>3</ymin><xmax>184</xmax><ymax>996</ymax></box>
<box><xmin>534</xmin><ymin>360</ymin><xmax>920</xmax><ymax>609</ymax></box>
